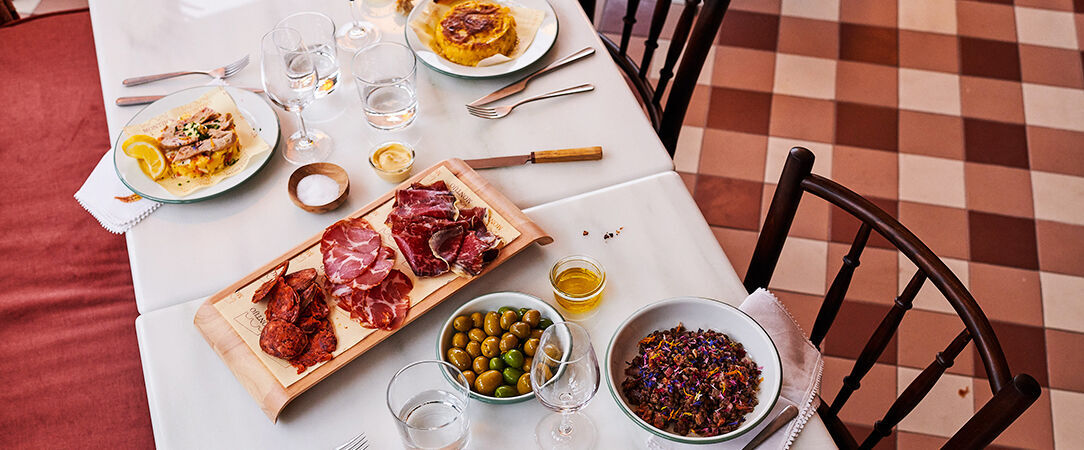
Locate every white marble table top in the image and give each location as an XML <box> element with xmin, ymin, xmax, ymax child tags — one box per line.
<box><xmin>86</xmin><ymin>0</ymin><xmax>674</xmax><ymax>313</ymax></box>
<box><xmin>136</xmin><ymin>172</ymin><xmax>834</xmax><ymax>449</ymax></box>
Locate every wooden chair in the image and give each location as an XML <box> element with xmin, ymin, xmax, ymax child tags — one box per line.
<box><xmin>1</xmin><ymin>0</ymin><xmax>19</xmax><ymax>25</ymax></box>
<box><xmin>600</xmin><ymin>0</ymin><xmax>731</xmax><ymax>157</ymax></box>
<box><xmin>745</xmin><ymin>147</ymin><xmax>1041</xmax><ymax>449</ymax></box>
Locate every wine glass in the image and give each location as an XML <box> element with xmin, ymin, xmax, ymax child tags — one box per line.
<box><xmin>530</xmin><ymin>321</ymin><xmax>600</xmax><ymax>450</ymax></box>
<box><xmin>277</xmin><ymin>12</ymin><xmax>340</xmax><ymax>99</ymax></box>
<box><xmin>336</xmin><ymin>0</ymin><xmax>381</xmax><ymax>51</ymax></box>
<box><xmin>260</xmin><ymin>27</ymin><xmax>333</xmax><ymax>165</ymax></box>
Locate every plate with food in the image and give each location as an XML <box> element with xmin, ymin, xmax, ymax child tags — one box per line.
<box><xmin>405</xmin><ymin>0</ymin><xmax>558</xmax><ymax>78</ymax></box>
<box><xmin>113</xmin><ymin>86</ymin><xmax>278</xmax><ymax>203</ymax></box>
<box><xmin>194</xmin><ymin>159</ymin><xmax>553</xmax><ymax>421</ymax></box>
<box><xmin>606</xmin><ymin>297</ymin><xmax>782</xmax><ymax>444</ymax></box>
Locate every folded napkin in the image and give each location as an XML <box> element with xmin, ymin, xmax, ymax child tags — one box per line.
<box><xmin>647</xmin><ymin>288</ymin><xmax>824</xmax><ymax>450</ymax></box>
<box><xmin>74</xmin><ymin>148</ymin><xmax>160</xmax><ymax>234</ymax></box>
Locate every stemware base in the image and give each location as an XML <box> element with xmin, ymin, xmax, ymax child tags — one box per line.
<box><xmin>535</xmin><ymin>412</ymin><xmax>597</xmax><ymax>450</ymax></box>
<box><xmin>283</xmin><ymin>129</ymin><xmax>333</xmax><ymax>165</ymax></box>
<box><xmin>336</xmin><ymin>22</ymin><xmax>381</xmax><ymax>52</ymax></box>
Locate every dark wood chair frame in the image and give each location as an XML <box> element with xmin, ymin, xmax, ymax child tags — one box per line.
<box><xmin>598</xmin><ymin>0</ymin><xmax>731</xmax><ymax>156</ymax></box>
<box><xmin>745</xmin><ymin>147</ymin><xmax>1041</xmax><ymax>449</ymax></box>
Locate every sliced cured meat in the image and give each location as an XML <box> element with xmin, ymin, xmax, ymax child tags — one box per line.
<box><xmin>287</xmin><ymin>329</ymin><xmax>335</xmax><ymax>374</ymax></box>
<box><xmin>299</xmin><ymin>292</ymin><xmax>330</xmax><ymax>321</ymax></box>
<box><xmin>284</xmin><ymin>268</ymin><xmax>317</xmax><ymax>292</ymax></box>
<box><xmin>346</xmin><ymin>270</ymin><xmax>413</xmax><ymax>330</ymax></box>
<box><xmin>296</xmin><ymin>316</ymin><xmax>322</xmax><ymax>334</ymax></box>
<box><xmin>390</xmin><ymin>181</ymin><xmax>457</xmax><ymax>221</ymax></box>
<box><xmin>430</xmin><ymin>225</ymin><xmax>465</xmax><ymax>263</ymax></box>
<box><xmin>251</xmin><ymin>260</ymin><xmax>289</xmax><ymax>303</ymax></box>
<box><xmin>328</xmin><ymin>283</ymin><xmax>354</xmax><ymax>300</ymax></box>
<box><xmin>311</xmin><ymin>328</ymin><xmax>337</xmax><ymax>353</ymax></box>
<box><xmin>348</xmin><ymin>246</ymin><xmax>397</xmax><ymax>291</ymax></box>
<box><xmin>321</xmin><ymin>218</ymin><xmax>382</xmax><ymax>284</ymax></box>
<box><xmin>259</xmin><ymin>320</ymin><xmax>308</xmax><ymax>359</ymax></box>
<box><xmin>457</xmin><ymin>207</ymin><xmax>488</xmax><ymax>230</ymax></box>
<box><xmin>453</xmin><ymin>230</ymin><xmax>501</xmax><ymax>276</ymax></box>
<box><xmin>265</xmin><ymin>279</ymin><xmax>300</xmax><ymax>323</ymax></box>
<box><xmin>390</xmin><ymin>217</ymin><xmax>455</xmax><ymax>276</ymax></box>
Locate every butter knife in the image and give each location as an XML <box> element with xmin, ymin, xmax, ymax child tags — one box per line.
<box><xmin>116</xmin><ymin>88</ymin><xmax>264</xmax><ymax>106</ymax></box>
<box><xmin>742</xmin><ymin>405</ymin><xmax>798</xmax><ymax>450</ymax></box>
<box><xmin>467</xmin><ymin>47</ymin><xmax>595</xmax><ymax>107</ymax></box>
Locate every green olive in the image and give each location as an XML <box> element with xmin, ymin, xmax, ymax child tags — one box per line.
<box><xmin>497</xmin><ymin>306</ymin><xmax>517</xmax><ymax>316</ymax></box>
<box><xmin>502</xmin><ymin>367</ymin><xmax>524</xmax><ymax>385</ymax></box>
<box><xmin>465</xmin><ymin>341</ymin><xmax>482</xmax><ymax>358</ymax></box>
<box><xmin>521</xmin><ymin>310</ymin><xmax>541</xmax><ymax>327</ymax></box>
<box><xmin>499</xmin><ymin>333</ymin><xmax>519</xmax><ymax>353</ymax></box>
<box><xmin>481</xmin><ymin>336</ymin><xmax>501</xmax><ymax>358</ymax></box>
<box><xmin>499</xmin><ymin>310</ymin><xmax>518</xmax><ymax>330</ymax></box>
<box><xmin>494</xmin><ymin>385</ymin><xmax>519</xmax><ymax>398</ymax></box>
<box><xmin>462</xmin><ymin>370</ymin><xmax>476</xmax><ymax>388</ymax></box>
<box><xmin>484</xmin><ymin>312</ymin><xmax>502</xmax><ymax>336</ymax></box>
<box><xmin>446</xmin><ymin>348</ymin><xmax>471</xmax><ymax>372</ymax></box>
<box><xmin>509</xmin><ymin>321</ymin><xmax>531</xmax><ymax>339</ymax></box>
<box><xmin>522</xmin><ymin>357</ymin><xmax>532</xmax><ymax>372</ymax></box>
<box><xmin>530</xmin><ymin>329</ymin><xmax>543</xmax><ymax>340</ymax></box>
<box><xmin>538</xmin><ymin>318</ymin><xmax>554</xmax><ymax>329</ymax></box>
<box><xmin>470</xmin><ymin>312</ymin><xmax>484</xmax><ymax>328</ymax></box>
<box><xmin>468</xmin><ymin>328</ymin><xmax>487</xmax><ymax>342</ymax></box>
<box><xmin>489</xmin><ymin>356</ymin><xmax>506</xmax><ymax>371</ymax></box>
<box><xmin>451</xmin><ymin>332</ymin><xmax>469</xmax><ymax>348</ymax></box>
<box><xmin>502</xmin><ymin>349</ymin><xmax>525</xmax><ymax>369</ymax></box>
<box><xmin>536</xmin><ymin>364</ymin><xmax>553</xmax><ymax>384</ymax></box>
<box><xmin>542</xmin><ymin>343</ymin><xmax>562</xmax><ymax>363</ymax></box>
<box><xmin>472</xmin><ymin>355</ymin><xmax>489</xmax><ymax>374</ymax></box>
<box><xmin>523</xmin><ymin>338</ymin><xmax>540</xmax><ymax>357</ymax></box>
<box><xmin>475</xmin><ymin>370</ymin><xmax>503</xmax><ymax>395</ymax></box>
<box><xmin>452</xmin><ymin>315</ymin><xmax>472</xmax><ymax>332</ymax></box>
<box><xmin>518</xmin><ymin>307</ymin><xmax>530</xmax><ymax>316</ymax></box>
<box><xmin>517</xmin><ymin>372</ymin><xmax>532</xmax><ymax>394</ymax></box>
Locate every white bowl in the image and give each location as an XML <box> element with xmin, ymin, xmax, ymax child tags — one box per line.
<box><xmin>606</xmin><ymin>297</ymin><xmax>782</xmax><ymax>444</ymax></box>
<box><xmin>437</xmin><ymin>291</ymin><xmax>565</xmax><ymax>404</ymax></box>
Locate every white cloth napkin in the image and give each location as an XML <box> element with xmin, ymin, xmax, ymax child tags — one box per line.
<box><xmin>74</xmin><ymin>148</ymin><xmax>161</xmax><ymax>234</ymax></box>
<box><xmin>647</xmin><ymin>288</ymin><xmax>824</xmax><ymax>450</ymax></box>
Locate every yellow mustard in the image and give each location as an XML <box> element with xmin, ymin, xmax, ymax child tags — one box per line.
<box><xmin>370</xmin><ymin>142</ymin><xmax>415</xmax><ymax>183</ymax></box>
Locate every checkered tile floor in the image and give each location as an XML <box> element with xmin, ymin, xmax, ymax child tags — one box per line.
<box><xmin>600</xmin><ymin>0</ymin><xmax>1084</xmax><ymax>448</ymax></box>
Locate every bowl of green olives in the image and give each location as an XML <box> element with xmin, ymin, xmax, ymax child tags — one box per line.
<box><xmin>438</xmin><ymin>291</ymin><xmax>564</xmax><ymax>404</ymax></box>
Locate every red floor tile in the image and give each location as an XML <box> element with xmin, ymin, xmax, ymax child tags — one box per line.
<box><xmin>1026</xmin><ymin>126</ymin><xmax>1084</xmax><ymax>177</ymax></box>
<box><xmin>1035</xmin><ymin>220</ymin><xmax>1084</xmax><ymax>277</ymax></box>
<box><xmin>717</xmin><ymin>10</ymin><xmax>780</xmax><ymax>51</ymax></box>
<box><xmin>826</xmin><ymin>244</ymin><xmax>899</xmax><ymax>306</ymax></box>
<box><xmin>956</xmin><ymin>1</ymin><xmax>1018</xmax><ymax>42</ymax></box>
<box><xmin>964</xmin><ymin>162</ymin><xmax>1035</xmax><ymax>218</ymax></box>
<box><xmin>1046</xmin><ymin>329</ymin><xmax>1084</xmax><ymax>392</ymax></box>
<box><xmin>958</xmin><ymin>37</ymin><xmax>1023</xmax><ymax>82</ymax></box>
<box><xmin>897</xmin><ymin>202</ymin><xmax>971</xmax><ymax>260</ymax></box>
<box><xmin>768</xmin><ymin>94</ymin><xmax>835</xmax><ymax>142</ymax></box>
<box><xmin>840</xmin><ymin>0</ymin><xmax>897</xmax><ymax>28</ymax></box>
<box><xmin>898</xmin><ymin>309</ymin><xmax>977</xmax><ymax>376</ymax></box>
<box><xmin>968</xmin><ymin>211</ymin><xmax>1040</xmax><ymax>270</ymax></box>
<box><xmin>969</xmin><ymin>262</ymin><xmax>1044</xmax><ymax>327</ymax></box>
<box><xmin>698</xmin><ymin>129</ymin><xmax>768</xmax><ymax>181</ymax></box>
<box><xmin>706</xmin><ymin>86</ymin><xmax>773</xmax><ymax>134</ymax></box>
<box><xmin>822</xmin><ymin>356</ymin><xmax>899</xmax><ymax>424</ymax></box>
<box><xmin>831</xmin><ymin>196</ymin><xmax>899</xmax><ymax>250</ymax></box>
<box><xmin>832</xmin><ymin>145</ymin><xmax>900</xmax><ymax>199</ymax></box>
<box><xmin>974</xmin><ymin>320</ymin><xmax>1049</xmax><ymax>386</ymax></box>
<box><xmin>898</xmin><ymin>111</ymin><xmax>965</xmax><ymax>160</ymax></box>
<box><xmin>760</xmin><ymin>183</ymin><xmax>831</xmax><ymax>240</ymax></box>
<box><xmin>693</xmin><ymin>174</ymin><xmax>764</xmax><ymax>230</ymax></box>
<box><xmin>963</xmin><ymin>118</ymin><xmax>1030</xmax><ymax>169</ymax></box>
<box><xmin>1019</xmin><ymin>44</ymin><xmax>1084</xmax><ymax>89</ymax></box>
<box><xmin>898</xmin><ymin>30</ymin><xmax>959</xmax><ymax>73</ymax></box>
<box><xmin>710</xmin><ymin>226</ymin><xmax>759</xmax><ymax>280</ymax></box>
<box><xmin>959</xmin><ymin>76</ymin><xmax>1026</xmax><ymax>124</ymax></box>
<box><xmin>836</xmin><ymin>102</ymin><xmax>900</xmax><ymax>151</ymax></box>
<box><xmin>822</xmin><ymin>301</ymin><xmax>899</xmax><ymax>364</ymax></box>
<box><xmin>712</xmin><ymin>46</ymin><xmax>776</xmax><ymax>92</ymax></box>
<box><xmin>777</xmin><ymin>16</ymin><xmax>840</xmax><ymax>59</ymax></box>
<box><xmin>836</xmin><ymin>61</ymin><xmax>898</xmax><ymax>107</ymax></box>
<box><xmin>839</xmin><ymin>23</ymin><xmax>899</xmax><ymax>66</ymax></box>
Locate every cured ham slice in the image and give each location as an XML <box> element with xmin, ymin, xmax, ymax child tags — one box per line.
<box><xmin>341</xmin><ymin>270</ymin><xmax>413</xmax><ymax>331</ymax></box>
<box><xmin>430</xmin><ymin>225</ymin><xmax>465</xmax><ymax>264</ymax></box>
<box><xmin>390</xmin><ymin>181</ymin><xmax>457</xmax><ymax>220</ymax></box>
<box><xmin>348</xmin><ymin>246</ymin><xmax>397</xmax><ymax>291</ymax></box>
<box><xmin>321</xmin><ymin>218</ymin><xmax>382</xmax><ymax>284</ymax></box>
<box><xmin>453</xmin><ymin>230</ymin><xmax>501</xmax><ymax>276</ymax></box>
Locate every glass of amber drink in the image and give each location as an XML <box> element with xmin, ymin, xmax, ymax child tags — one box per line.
<box><xmin>549</xmin><ymin>255</ymin><xmax>606</xmax><ymax>314</ymax></box>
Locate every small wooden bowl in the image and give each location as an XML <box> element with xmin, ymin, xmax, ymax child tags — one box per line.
<box><xmin>287</xmin><ymin>163</ymin><xmax>350</xmax><ymax>214</ymax></box>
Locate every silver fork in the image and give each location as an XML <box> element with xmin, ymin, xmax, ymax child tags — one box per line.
<box><xmin>466</xmin><ymin>83</ymin><xmax>595</xmax><ymax>119</ymax></box>
<box><xmin>335</xmin><ymin>432</ymin><xmax>370</xmax><ymax>450</ymax></box>
<box><xmin>122</xmin><ymin>55</ymin><xmax>250</xmax><ymax>86</ymax></box>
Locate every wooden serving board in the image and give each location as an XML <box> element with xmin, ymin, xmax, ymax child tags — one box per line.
<box><xmin>193</xmin><ymin>159</ymin><xmax>553</xmax><ymax>422</ymax></box>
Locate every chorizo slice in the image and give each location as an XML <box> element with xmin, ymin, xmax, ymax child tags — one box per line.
<box><xmin>251</xmin><ymin>260</ymin><xmax>289</xmax><ymax>303</ymax></box>
<box><xmin>259</xmin><ymin>320</ymin><xmax>307</xmax><ymax>359</ymax></box>
<box><xmin>284</xmin><ymin>268</ymin><xmax>318</xmax><ymax>292</ymax></box>
<box><xmin>265</xmin><ymin>279</ymin><xmax>300</xmax><ymax>323</ymax></box>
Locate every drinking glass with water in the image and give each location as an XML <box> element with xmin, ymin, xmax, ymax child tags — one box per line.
<box><xmin>386</xmin><ymin>360</ymin><xmax>471</xmax><ymax>450</ymax></box>
<box><xmin>352</xmin><ymin>42</ymin><xmax>418</xmax><ymax>130</ymax></box>
<box><xmin>277</xmin><ymin>12</ymin><xmax>340</xmax><ymax>98</ymax></box>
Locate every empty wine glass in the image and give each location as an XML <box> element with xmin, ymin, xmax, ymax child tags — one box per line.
<box><xmin>277</xmin><ymin>12</ymin><xmax>340</xmax><ymax>98</ymax></box>
<box><xmin>531</xmin><ymin>321</ymin><xmax>600</xmax><ymax>450</ymax></box>
<box><xmin>336</xmin><ymin>0</ymin><xmax>381</xmax><ymax>51</ymax></box>
<box><xmin>260</xmin><ymin>27</ymin><xmax>333</xmax><ymax>164</ymax></box>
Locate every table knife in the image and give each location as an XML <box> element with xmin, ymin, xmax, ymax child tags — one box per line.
<box><xmin>116</xmin><ymin>88</ymin><xmax>264</xmax><ymax>106</ymax></box>
<box><xmin>467</xmin><ymin>47</ymin><xmax>595</xmax><ymax>107</ymax></box>
<box><xmin>742</xmin><ymin>405</ymin><xmax>798</xmax><ymax>450</ymax></box>
<box><xmin>464</xmin><ymin>146</ymin><xmax>603</xmax><ymax>169</ymax></box>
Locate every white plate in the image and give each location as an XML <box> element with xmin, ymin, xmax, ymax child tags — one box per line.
<box><xmin>405</xmin><ymin>0</ymin><xmax>559</xmax><ymax>78</ymax></box>
<box><xmin>113</xmin><ymin>86</ymin><xmax>279</xmax><ymax>204</ymax></box>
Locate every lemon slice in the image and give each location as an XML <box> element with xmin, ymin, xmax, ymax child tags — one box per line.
<box><xmin>123</xmin><ymin>139</ymin><xmax>169</xmax><ymax>180</ymax></box>
<box><xmin>122</xmin><ymin>134</ymin><xmax>159</xmax><ymax>157</ymax></box>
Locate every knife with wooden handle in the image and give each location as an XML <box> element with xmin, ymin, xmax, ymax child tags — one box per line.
<box><xmin>463</xmin><ymin>146</ymin><xmax>603</xmax><ymax>169</ymax></box>
<box><xmin>742</xmin><ymin>405</ymin><xmax>798</xmax><ymax>450</ymax></box>
<box><xmin>116</xmin><ymin>88</ymin><xmax>264</xmax><ymax>106</ymax></box>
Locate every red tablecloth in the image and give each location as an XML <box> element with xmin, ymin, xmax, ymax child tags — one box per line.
<box><xmin>0</xmin><ymin>10</ymin><xmax>154</xmax><ymax>449</ymax></box>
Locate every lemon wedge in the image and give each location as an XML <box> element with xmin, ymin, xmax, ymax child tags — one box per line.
<box><xmin>123</xmin><ymin>136</ymin><xmax>169</xmax><ymax>180</ymax></box>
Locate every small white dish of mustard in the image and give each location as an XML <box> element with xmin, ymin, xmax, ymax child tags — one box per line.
<box><xmin>369</xmin><ymin>141</ymin><xmax>416</xmax><ymax>183</ymax></box>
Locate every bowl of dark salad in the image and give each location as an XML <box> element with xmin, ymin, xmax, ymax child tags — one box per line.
<box><xmin>605</xmin><ymin>297</ymin><xmax>781</xmax><ymax>444</ymax></box>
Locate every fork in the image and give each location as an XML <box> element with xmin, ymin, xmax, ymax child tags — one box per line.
<box><xmin>122</xmin><ymin>55</ymin><xmax>250</xmax><ymax>86</ymax></box>
<box><xmin>466</xmin><ymin>83</ymin><xmax>595</xmax><ymax>119</ymax></box>
<box><xmin>335</xmin><ymin>432</ymin><xmax>370</xmax><ymax>450</ymax></box>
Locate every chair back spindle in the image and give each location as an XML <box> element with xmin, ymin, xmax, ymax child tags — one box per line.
<box><xmin>742</xmin><ymin>147</ymin><xmax>1040</xmax><ymax>449</ymax></box>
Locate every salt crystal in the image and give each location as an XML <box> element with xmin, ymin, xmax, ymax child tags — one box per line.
<box><xmin>296</xmin><ymin>174</ymin><xmax>340</xmax><ymax>206</ymax></box>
